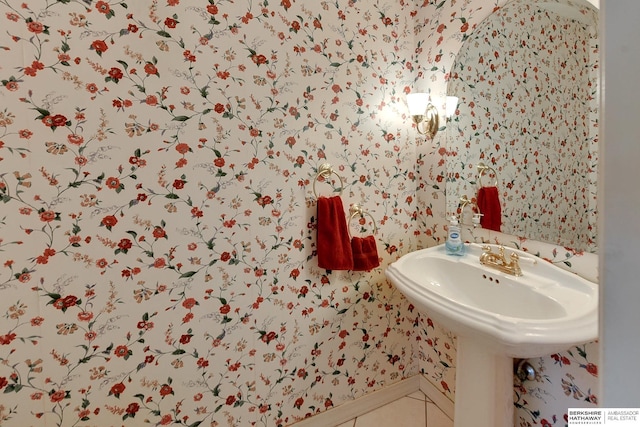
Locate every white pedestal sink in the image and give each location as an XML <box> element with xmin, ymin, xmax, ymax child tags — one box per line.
<box><xmin>385</xmin><ymin>244</ymin><xmax>598</xmax><ymax>427</ymax></box>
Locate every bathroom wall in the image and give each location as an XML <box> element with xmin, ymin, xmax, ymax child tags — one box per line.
<box><xmin>0</xmin><ymin>0</ymin><xmax>600</xmax><ymax>426</ymax></box>
<box><xmin>413</xmin><ymin>0</ymin><xmax>600</xmax><ymax>425</ymax></box>
<box><xmin>0</xmin><ymin>1</ymin><xmax>425</xmax><ymax>425</ymax></box>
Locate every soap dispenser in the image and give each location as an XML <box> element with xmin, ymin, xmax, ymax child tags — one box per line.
<box><xmin>445</xmin><ymin>215</ymin><xmax>465</xmax><ymax>256</ymax></box>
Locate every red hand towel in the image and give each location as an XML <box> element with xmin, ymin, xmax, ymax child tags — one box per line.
<box><xmin>351</xmin><ymin>235</ymin><xmax>380</xmax><ymax>271</ymax></box>
<box><xmin>317</xmin><ymin>196</ymin><xmax>354</xmax><ymax>270</ymax></box>
<box><xmin>477</xmin><ymin>186</ymin><xmax>502</xmax><ymax>232</ymax></box>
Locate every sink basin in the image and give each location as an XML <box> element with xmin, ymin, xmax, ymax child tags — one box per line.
<box><xmin>385</xmin><ymin>243</ymin><xmax>598</xmax><ymax>427</ymax></box>
<box><xmin>386</xmin><ymin>243</ymin><xmax>597</xmax><ymax>357</ymax></box>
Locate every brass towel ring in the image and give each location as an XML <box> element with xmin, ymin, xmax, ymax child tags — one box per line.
<box><xmin>348</xmin><ymin>203</ymin><xmax>378</xmax><ymax>238</ymax></box>
<box><xmin>313</xmin><ymin>163</ymin><xmax>344</xmax><ymax>199</ymax></box>
<box><xmin>477</xmin><ymin>162</ymin><xmax>498</xmax><ymax>187</ymax></box>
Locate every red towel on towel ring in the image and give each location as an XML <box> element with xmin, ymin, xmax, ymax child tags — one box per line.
<box><xmin>317</xmin><ymin>196</ymin><xmax>354</xmax><ymax>270</ymax></box>
<box><xmin>351</xmin><ymin>235</ymin><xmax>380</xmax><ymax>272</ymax></box>
<box><xmin>477</xmin><ymin>186</ymin><xmax>502</xmax><ymax>232</ymax></box>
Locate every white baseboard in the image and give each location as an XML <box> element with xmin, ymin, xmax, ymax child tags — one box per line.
<box><xmin>419</xmin><ymin>375</ymin><xmax>454</xmax><ymax>418</ymax></box>
<box><xmin>288</xmin><ymin>375</ymin><xmax>454</xmax><ymax>426</ymax></box>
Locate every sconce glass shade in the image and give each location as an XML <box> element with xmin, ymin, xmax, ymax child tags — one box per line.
<box><xmin>406</xmin><ymin>93</ymin><xmax>430</xmax><ymax>116</ymax></box>
<box><xmin>446</xmin><ymin>96</ymin><xmax>459</xmax><ymax>118</ymax></box>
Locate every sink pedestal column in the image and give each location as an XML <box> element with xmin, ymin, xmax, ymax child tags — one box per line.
<box><xmin>454</xmin><ymin>336</ymin><xmax>514</xmax><ymax>427</ymax></box>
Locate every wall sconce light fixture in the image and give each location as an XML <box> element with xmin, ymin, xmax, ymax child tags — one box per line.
<box><xmin>407</xmin><ymin>93</ymin><xmax>459</xmax><ymax>138</ymax></box>
<box><xmin>406</xmin><ymin>93</ymin><xmax>439</xmax><ymax>138</ymax></box>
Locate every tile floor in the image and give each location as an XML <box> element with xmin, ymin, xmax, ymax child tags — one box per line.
<box><xmin>335</xmin><ymin>391</ymin><xmax>453</xmax><ymax>427</ymax></box>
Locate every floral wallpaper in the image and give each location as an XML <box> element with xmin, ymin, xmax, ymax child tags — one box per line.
<box><xmin>0</xmin><ymin>0</ymin><xmax>599</xmax><ymax>427</ymax></box>
<box><xmin>446</xmin><ymin>0</ymin><xmax>599</xmax><ymax>252</ymax></box>
<box><xmin>0</xmin><ymin>0</ymin><xmax>426</xmax><ymax>425</ymax></box>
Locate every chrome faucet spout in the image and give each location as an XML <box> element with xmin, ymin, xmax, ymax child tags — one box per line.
<box><xmin>479</xmin><ymin>245</ymin><xmax>522</xmax><ymax>276</ymax></box>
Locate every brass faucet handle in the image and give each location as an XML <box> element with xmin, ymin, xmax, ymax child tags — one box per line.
<box><xmin>481</xmin><ymin>245</ymin><xmax>493</xmax><ymax>253</ymax></box>
<box><xmin>509</xmin><ymin>251</ymin><xmax>523</xmax><ymax>276</ymax></box>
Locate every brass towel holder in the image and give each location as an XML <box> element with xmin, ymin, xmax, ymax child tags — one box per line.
<box><xmin>348</xmin><ymin>203</ymin><xmax>378</xmax><ymax>238</ymax></box>
<box><xmin>477</xmin><ymin>162</ymin><xmax>498</xmax><ymax>187</ymax></box>
<box><xmin>312</xmin><ymin>163</ymin><xmax>344</xmax><ymax>199</ymax></box>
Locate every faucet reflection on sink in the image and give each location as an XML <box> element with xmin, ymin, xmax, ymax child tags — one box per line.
<box><xmin>385</xmin><ymin>243</ymin><xmax>598</xmax><ymax>427</ymax></box>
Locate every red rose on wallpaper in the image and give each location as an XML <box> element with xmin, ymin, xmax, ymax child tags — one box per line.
<box><xmin>584</xmin><ymin>362</ymin><xmax>598</xmax><ymax>377</ymax></box>
<box><xmin>251</xmin><ymin>53</ymin><xmax>268</xmax><ymax>65</ymax></box>
<box><xmin>26</xmin><ymin>20</ymin><xmax>45</xmax><ymax>34</ymax></box>
<box><xmin>96</xmin><ymin>1</ymin><xmax>111</xmax><ymax>14</ymax></box>
<box><xmin>164</xmin><ymin>17</ymin><xmax>177</xmax><ymax>28</ymax></box>
<box><xmin>159</xmin><ymin>384</ymin><xmax>173</xmax><ymax>397</ymax></box>
<box><xmin>110</xmin><ymin>382</ymin><xmax>126</xmax><ymax>397</ymax></box>
<box><xmin>49</xmin><ymin>390</ymin><xmax>66</xmax><ymax>403</ymax></box>
<box><xmin>125</xmin><ymin>402</ymin><xmax>140</xmax><ymax>416</ymax></box>
<box><xmin>106</xmin><ymin>177</ymin><xmax>121</xmax><ymax>190</ymax></box>
<box><xmin>175</xmin><ymin>143</ymin><xmax>190</xmax><ymax>154</ymax></box>
<box><xmin>153</xmin><ymin>227</ymin><xmax>167</xmax><ymax>239</ymax></box>
<box><xmin>41</xmin><ymin>114</ymin><xmax>68</xmax><ymax>129</ymax></box>
<box><xmin>118</xmin><ymin>238</ymin><xmax>133</xmax><ymax>251</ymax></box>
<box><xmin>101</xmin><ymin>215</ymin><xmax>118</xmax><ymax>230</ymax></box>
<box><xmin>107</xmin><ymin>67</ymin><xmax>123</xmax><ymax>82</ymax></box>
<box><xmin>39</xmin><ymin>210</ymin><xmax>58</xmax><ymax>222</ymax></box>
<box><xmin>4</xmin><ymin>80</ymin><xmax>19</xmax><ymax>91</ymax></box>
<box><xmin>0</xmin><ymin>333</ymin><xmax>17</xmax><ymax>345</ymax></box>
<box><xmin>62</xmin><ymin>295</ymin><xmax>78</xmax><ymax>308</ymax></box>
<box><xmin>91</xmin><ymin>39</ymin><xmax>108</xmax><ymax>54</ymax></box>
<box><xmin>67</xmin><ymin>133</ymin><xmax>84</xmax><ymax>145</ymax></box>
